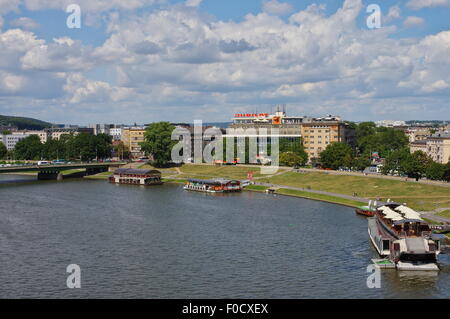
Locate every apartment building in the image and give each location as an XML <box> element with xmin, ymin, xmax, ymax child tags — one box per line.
<box><xmin>426</xmin><ymin>132</ymin><xmax>450</xmax><ymax>164</ymax></box>
<box><xmin>122</xmin><ymin>127</ymin><xmax>147</xmax><ymax>158</ymax></box>
<box><xmin>45</xmin><ymin>127</ymin><xmax>94</xmax><ymax>140</ymax></box>
<box><xmin>301</xmin><ymin>117</ymin><xmax>355</xmax><ymax>160</ymax></box>
<box><xmin>0</xmin><ymin>132</ymin><xmax>31</xmax><ymax>150</ymax></box>
<box><xmin>410</xmin><ymin>132</ymin><xmax>450</xmax><ymax>164</ymax></box>
<box><xmin>229</xmin><ymin>109</ymin><xmax>355</xmax><ymax>162</ymax></box>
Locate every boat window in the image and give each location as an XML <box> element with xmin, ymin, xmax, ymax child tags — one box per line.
<box><xmin>383</xmin><ymin>240</ymin><xmax>390</xmax><ymax>250</ymax></box>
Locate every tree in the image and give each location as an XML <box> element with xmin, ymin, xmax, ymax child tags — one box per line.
<box><xmin>280</xmin><ymin>152</ymin><xmax>307</xmax><ymax>167</ymax></box>
<box><xmin>140</xmin><ymin>122</ymin><xmax>176</xmax><ymax>167</ymax></box>
<box><xmin>381</xmin><ymin>147</ymin><xmax>410</xmax><ymax>175</ymax></box>
<box><xmin>0</xmin><ymin>141</ymin><xmax>7</xmax><ymax>159</ymax></box>
<box><xmin>355</xmin><ymin>123</ymin><xmax>409</xmax><ymax>157</ymax></box>
<box><xmin>113</xmin><ymin>141</ymin><xmax>130</xmax><ymax>160</ymax></box>
<box><xmin>280</xmin><ymin>138</ymin><xmax>308</xmax><ymax>164</ymax></box>
<box><xmin>426</xmin><ymin>162</ymin><xmax>446</xmax><ymax>181</ymax></box>
<box><xmin>443</xmin><ymin>162</ymin><xmax>450</xmax><ymax>182</ymax></box>
<box><xmin>352</xmin><ymin>156</ymin><xmax>371</xmax><ymax>171</ymax></box>
<box><xmin>13</xmin><ymin>135</ymin><xmax>43</xmax><ymax>160</ymax></box>
<box><xmin>319</xmin><ymin>142</ymin><xmax>354</xmax><ymax>170</ymax></box>
<box><xmin>401</xmin><ymin>151</ymin><xmax>432</xmax><ymax>181</ymax></box>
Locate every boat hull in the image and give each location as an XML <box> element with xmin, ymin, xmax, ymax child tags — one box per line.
<box><xmin>356</xmin><ymin>208</ymin><xmax>375</xmax><ymax>217</ymax></box>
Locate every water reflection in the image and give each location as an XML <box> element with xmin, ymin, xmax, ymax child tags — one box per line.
<box><xmin>0</xmin><ymin>175</ymin><xmax>448</xmax><ymax>299</ymax></box>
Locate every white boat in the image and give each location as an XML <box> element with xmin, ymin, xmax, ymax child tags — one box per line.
<box><xmin>368</xmin><ymin>203</ymin><xmax>440</xmax><ymax>271</ymax></box>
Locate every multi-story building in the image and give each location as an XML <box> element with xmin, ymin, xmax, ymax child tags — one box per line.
<box><xmin>410</xmin><ymin>140</ymin><xmax>427</xmax><ymax>153</ymax></box>
<box><xmin>45</xmin><ymin>127</ymin><xmax>94</xmax><ymax>140</ymax></box>
<box><xmin>25</xmin><ymin>130</ymin><xmax>48</xmax><ymax>144</ymax></box>
<box><xmin>404</xmin><ymin>127</ymin><xmax>433</xmax><ymax>143</ymax></box>
<box><xmin>410</xmin><ymin>132</ymin><xmax>450</xmax><ymax>164</ymax></box>
<box><xmin>0</xmin><ymin>125</ymin><xmax>18</xmax><ymax>132</ymax></box>
<box><xmin>122</xmin><ymin>127</ymin><xmax>147</xmax><ymax>158</ymax></box>
<box><xmin>375</xmin><ymin>120</ymin><xmax>406</xmax><ymax>128</ymax></box>
<box><xmin>89</xmin><ymin>124</ymin><xmax>113</xmax><ymax>135</ymax></box>
<box><xmin>301</xmin><ymin>117</ymin><xmax>355</xmax><ymax>160</ymax></box>
<box><xmin>229</xmin><ymin>109</ymin><xmax>355</xmax><ymax>162</ymax></box>
<box><xmin>110</xmin><ymin>127</ymin><xmax>123</xmax><ymax>141</ymax></box>
<box><xmin>426</xmin><ymin>132</ymin><xmax>450</xmax><ymax>164</ymax></box>
<box><xmin>0</xmin><ymin>132</ymin><xmax>31</xmax><ymax>151</ymax></box>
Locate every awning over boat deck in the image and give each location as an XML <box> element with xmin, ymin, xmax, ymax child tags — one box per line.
<box><xmin>379</xmin><ymin>206</ymin><xmax>404</xmax><ymax>221</ymax></box>
<box><xmin>395</xmin><ymin>205</ymin><xmax>423</xmax><ymax>220</ymax></box>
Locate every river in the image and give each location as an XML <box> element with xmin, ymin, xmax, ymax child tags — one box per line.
<box><xmin>0</xmin><ymin>174</ymin><xmax>449</xmax><ymax>298</ymax></box>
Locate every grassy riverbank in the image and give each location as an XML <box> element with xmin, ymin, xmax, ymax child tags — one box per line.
<box><xmin>173</xmin><ymin>164</ymin><xmax>449</xmax><ymax>212</ymax></box>
<box><xmin>83</xmin><ymin>171</ymin><xmax>112</xmax><ymax>180</ymax></box>
<box><xmin>85</xmin><ymin>163</ymin><xmax>449</xmax><ymax>213</ymax></box>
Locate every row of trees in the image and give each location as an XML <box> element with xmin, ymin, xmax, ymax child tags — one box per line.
<box><xmin>382</xmin><ymin>147</ymin><xmax>450</xmax><ymax>181</ymax></box>
<box><xmin>1</xmin><ymin>133</ymin><xmax>113</xmax><ymax>161</ymax></box>
<box><xmin>138</xmin><ymin>122</ymin><xmax>312</xmax><ymax>168</ymax></box>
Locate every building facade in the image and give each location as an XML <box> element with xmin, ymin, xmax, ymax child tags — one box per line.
<box><xmin>0</xmin><ymin>132</ymin><xmax>31</xmax><ymax>150</ymax></box>
<box><xmin>426</xmin><ymin>132</ymin><xmax>450</xmax><ymax>164</ymax></box>
<box><xmin>301</xmin><ymin>118</ymin><xmax>355</xmax><ymax>160</ymax></box>
<box><xmin>45</xmin><ymin>127</ymin><xmax>94</xmax><ymax>140</ymax></box>
<box><xmin>122</xmin><ymin>127</ymin><xmax>146</xmax><ymax>158</ymax></box>
<box><xmin>229</xmin><ymin>110</ymin><xmax>355</xmax><ymax>162</ymax></box>
<box><xmin>410</xmin><ymin>132</ymin><xmax>450</xmax><ymax>164</ymax></box>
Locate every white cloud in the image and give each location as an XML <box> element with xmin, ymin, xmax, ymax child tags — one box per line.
<box><xmin>262</xmin><ymin>0</ymin><xmax>294</xmax><ymax>16</ymax></box>
<box><xmin>10</xmin><ymin>17</ymin><xmax>40</xmax><ymax>30</ymax></box>
<box><xmin>185</xmin><ymin>0</ymin><xmax>203</xmax><ymax>7</ymax></box>
<box><xmin>1</xmin><ymin>0</ymin><xmax>450</xmax><ymax>123</ymax></box>
<box><xmin>23</xmin><ymin>0</ymin><xmax>167</xmax><ymax>12</ymax></box>
<box><xmin>64</xmin><ymin>73</ymin><xmax>134</xmax><ymax>103</ymax></box>
<box><xmin>404</xmin><ymin>16</ymin><xmax>425</xmax><ymax>27</ymax></box>
<box><xmin>407</xmin><ymin>0</ymin><xmax>450</xmax><ymax>10</ymax></box>
<box><xmin>384</xmin><ymin>5</ymin><xmax>401</xmax><ymax>23</ymax></box>
<box><xmin>0</xmin><ymin>0</ymin><xmax>21</xmax><ymax>14</ymax></box>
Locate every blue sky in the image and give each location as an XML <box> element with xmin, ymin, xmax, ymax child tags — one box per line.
<box><xmin>0</xmin><ymin>0</ymin><xmax>450</xmax><ymax>124</ymax></box>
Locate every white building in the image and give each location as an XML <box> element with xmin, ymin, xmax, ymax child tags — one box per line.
<box><xmin>375</xmin><ymin>120</ymin><xmax>406</xmax><ymax>128</ymax></box>
<box><xmin>110</xmin><ymin>127</ymin><xmax>123</xmax><ymax>141</ymax></box>
<box><xmin>0</xmin><ymin>132</ymin><xmax>31</xmax><ymax>151</ymax></box>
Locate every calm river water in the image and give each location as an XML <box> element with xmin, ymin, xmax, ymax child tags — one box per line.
<box><xmin>0</xmin><ymin>174</ymin><xmax>449</xmax><ymax>299</ymax></box>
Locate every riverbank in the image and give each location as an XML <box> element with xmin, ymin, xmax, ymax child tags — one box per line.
<box><xmin>79</xmin><ymin>163</ymin><xmax>450</xmax><ymax>223</ymax></box>
<box><xmin>161</xmin><ymin>164</ymin><xmax>450</xmax><ymax>220</ymax></box>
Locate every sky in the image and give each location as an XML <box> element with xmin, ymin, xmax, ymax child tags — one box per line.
<box><xmin>0</xmin><ymin>0</ymin><xmax>450</xmax><ymax>125</ymax></box>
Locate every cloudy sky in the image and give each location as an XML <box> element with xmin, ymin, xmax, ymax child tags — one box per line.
<box><xmin>0</xmin><ymin>0</ymin><xmax>450</xmax><ymax>125</ymax></box>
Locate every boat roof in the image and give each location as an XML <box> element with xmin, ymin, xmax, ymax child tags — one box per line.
<box><xmin>115</xmin><ymin>168</ymin><xmax>161</xmax><ymax>175</ymax></box>
<box><xmin>188</xmin><ymin>178</ymin><xmax>239</xmax><ymax>185</ymax></box>
<box><xmin>393</xmin><ymin>219</ymin><xmax>426</xmax><ymax>225</ymax></box>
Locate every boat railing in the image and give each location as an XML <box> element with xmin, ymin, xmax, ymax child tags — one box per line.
<box><xmin>421</xmin><ymin>231</ymin><xmax>432</xmax><ymax>238</ymax></box>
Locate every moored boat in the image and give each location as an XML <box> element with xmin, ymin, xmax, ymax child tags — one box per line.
<box><xmin>109</xmin><ymin>168</ymin><xmax>163</xmax><ymax>186</ymax></box>
<box><xmin>356</xmin><ymin>200</ymin><xmax>378</xmax><ymax>217</ymax></box>
<box><xmin>368</xmin><ymin>202</ymin><xmax>440</xmax><ymax>271</ymax></box>
<box><xmin>184</xmin><ymin>179</ymin><xmax>242</xmax><ymax>193</ymax></box>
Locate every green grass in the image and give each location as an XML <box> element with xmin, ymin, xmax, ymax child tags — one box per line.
<box><xmin>162</xmin><ymin>178</ymin><xmax>187</xmax><ymax>184</ymax></box>
<box><xmin>260</xmin><ymin>171</ymin><xmax>450</xmax><ymax>211</ymax></box>
<box><xmin>276</xmin><ymin>188</ymin><xmax>367</xmax><ymax>208</ymax></box>
<box><xmin>60</xmin><ymin>169</ymin><xmax>85</xmax><ymax>176</ymax></box>
<box><xmin>437</xmin><ymin>210</ymin><xmax>450</xmax><ymax>219</ymax></box>
<box><xmin>422</xmin><ymin>218</ymin><xmax>443</xmax><ymax>225</ymax></box>
<box><xmin>83</xmin><ymin>172</ymin><xmax>112</xmax><ymax>180</ymax></box>
<box><xmin>178</xmin><ymin>164</ymin><xmax>287</xmax><ymax>180</ymax></box>
<box><xmin>244</xmin><ymin>185</ymin><xmax>269</xmax><ymax>192</ymax></box>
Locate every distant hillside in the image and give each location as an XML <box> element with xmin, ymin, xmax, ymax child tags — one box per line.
<box><xmin>0</xmin><ymin>115</ymin><xmax>52</xmax><ymax>130</ymax></box>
